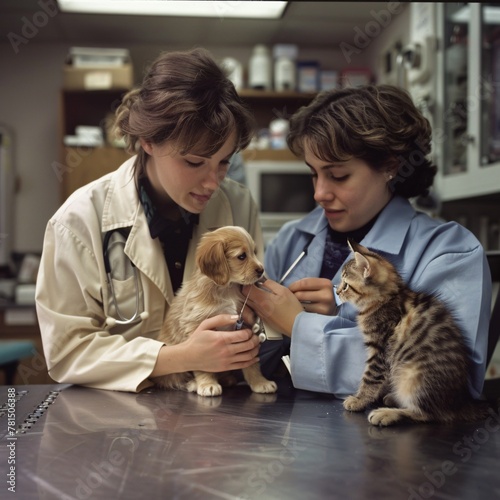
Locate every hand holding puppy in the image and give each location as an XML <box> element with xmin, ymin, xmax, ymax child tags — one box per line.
<box><xmin>151</xmin><ymin>314</ymin><xmax>261</xmax><ymax>377</ymax></box>
<box><xmin>184</xmin><ymin>315</ymin><xmax>261</xmax><ymax>372</ymax></box>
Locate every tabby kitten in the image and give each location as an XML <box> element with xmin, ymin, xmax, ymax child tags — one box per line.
<box><xmin>338</xmin><ymin>239</ymin><xmax>489</xmax><ymax>426</ymax></box>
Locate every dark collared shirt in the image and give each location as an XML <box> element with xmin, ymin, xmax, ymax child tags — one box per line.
<box><xmin>319</xmin><ymin>215</ymin><xmax>378</xmax><ymax>280</ymax></box>
<box><xmin>139</xmin><ymin>179</ymin><xmax>198</xmax><ymax>293</ymax></box>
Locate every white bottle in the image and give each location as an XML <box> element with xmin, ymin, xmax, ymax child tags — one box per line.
<box><xmin>269</xmin><ymin>118</ymin><xmax>289</xmax><ymax>149</ymax></box>
<box><xmin>248</xmin><ymin>45</ymin><xmax>272</xmax><ymax>90</ymax></box>
<box><xmin>274</xmin><ymin>57</ymin><xmax>296</xmax><ymax>92</ymax></box>
<box><xmin>221</xmin><ymin>57</ymin><xmax>243</xmax><ymax>90</ymax></box>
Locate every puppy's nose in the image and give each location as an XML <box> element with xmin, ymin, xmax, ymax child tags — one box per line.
<box><xmin>255</xmin><ymin>266</ymin><xmax>264</xmax><ymax>277</ymax></box>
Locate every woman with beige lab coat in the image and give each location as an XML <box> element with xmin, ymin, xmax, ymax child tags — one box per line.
<box><xmin>35</xmin><ymin>48</ymin><xmax>263</xmax><ymax>392</ymax></box>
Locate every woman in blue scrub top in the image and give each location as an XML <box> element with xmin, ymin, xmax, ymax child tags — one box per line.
<box><xmin>246</xmin><ymin>85</ymin><xmax>491</xmax><ymax>400</ymax></box>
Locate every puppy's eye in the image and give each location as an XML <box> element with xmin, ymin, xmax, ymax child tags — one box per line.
<box><xmin>238</xmin><ymin>253</ymin><xmax>247</xmax><ymax>261</ymax></box>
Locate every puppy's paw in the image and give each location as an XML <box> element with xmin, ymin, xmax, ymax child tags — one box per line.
<box><xmin>250</xmin><ymin>380</ymin><xmax>278</xmax><ymax>394</ymax></box>
<box><xmin>197</xmin><ymin>383</ymin><xmax>223</xmax><ymax>397</ymax></box>
<box><xmin>343</xmin><ymin>395</ymin><xmax>368</xmax><ymax>412</ymax></box>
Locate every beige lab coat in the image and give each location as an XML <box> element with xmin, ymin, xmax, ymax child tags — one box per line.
<box><xmin>35</xmin><ymin>157</ymin><xmax>263</xmax><ymax>392</ymax></box>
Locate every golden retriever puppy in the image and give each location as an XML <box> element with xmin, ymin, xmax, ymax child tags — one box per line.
<box><xmin>154</xmin><ymin>226</ymin><xmax>278</xmax><ymax>397</ymax></box>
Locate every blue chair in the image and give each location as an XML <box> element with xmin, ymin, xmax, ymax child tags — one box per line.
<box><xmin>0</xmin><ymin>340</ymin><xmax>36</xmax><ymax>385</ymax></box>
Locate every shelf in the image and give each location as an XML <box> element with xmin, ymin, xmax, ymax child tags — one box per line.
<box><xmin>238</xmin><ymin>89</ymin><xmax>316</xmax><ymax>134</ymax></box>
<box><xmin>242</xmin><ymin>149</ymin><xmax>299</xmax><ymax>162</ymax></box>
<box><xmin>61</xmin><ymin>89</ymin><xmax>128</xmax><ymax>136</ymax></box>
<box><xmin>238</xmin><ymin>89</ymin><xmax>316</xmax><ymax>99</ymax></box>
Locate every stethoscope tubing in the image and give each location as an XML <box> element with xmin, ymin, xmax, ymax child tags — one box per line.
<box><xmin>103</xmin><ymin>228</ymin><xmax>145</xmax><ymax>326</ymax></box>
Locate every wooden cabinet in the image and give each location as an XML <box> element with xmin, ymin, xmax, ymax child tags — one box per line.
<box><xmin>59</xmin><ymin>146</ymin><xmax>130</xmax><ymax>201</ymax></box>
<box><xmin>59</xmin><ymin>89</ymin><xmax>131</xmax><ymax>201</ymax></box>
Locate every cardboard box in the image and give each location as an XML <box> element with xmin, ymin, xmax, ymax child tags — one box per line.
<box><xmin>63</xmin><ymin>63</ymin><xmax>133</xmax><ymax>90</ymax></box>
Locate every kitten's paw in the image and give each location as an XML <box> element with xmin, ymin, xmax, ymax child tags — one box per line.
<box><xmin>251</xmin><ymin>380</ymin><xmax>278</xmax><ymax>394</ymax></box>
<box><xmin>343</xmin><ymin>396</ymin><xmax>368</xmax><ymax>412</ymax></box>
<box><xmin>368</xmin><ymin>408</ymin><xmax>402</xmax><ymax>426</ymax></box>
<box><xmin>196</xmin><ymin>383</ymin><xmax>223</xmax><ymax>397</ymax></box>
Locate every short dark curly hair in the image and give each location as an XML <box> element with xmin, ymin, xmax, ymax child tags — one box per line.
<box><xmin>287</xmin><ymin>85</ymin><xmax>437</xmax><ymax>198</ymax></box>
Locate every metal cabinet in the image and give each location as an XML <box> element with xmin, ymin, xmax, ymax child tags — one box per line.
<box><xmin>434</xmin><ymin>2</ymin><xmax>500</xmax><ymax>252</ymax></box>
<box><xmin>436</xmin><ymin>2</ymin><xmax>500</xmax><ymax>202</ymax></box>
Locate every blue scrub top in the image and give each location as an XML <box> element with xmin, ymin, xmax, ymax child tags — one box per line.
<box><xmin>265</xmin><ymin>196</ymin><xmax>492</xmax><ymax>399</ymax></box>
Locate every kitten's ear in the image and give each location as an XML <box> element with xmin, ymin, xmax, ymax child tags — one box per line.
<box><xmin>354</xmin><ymin>252</ymin><xmax>371</xmax><ymax>279</ymax></box>
<box><xmin>348</xmin><ymin>238</ymin><xmax>371</xmax><ymax>255</ymax></box>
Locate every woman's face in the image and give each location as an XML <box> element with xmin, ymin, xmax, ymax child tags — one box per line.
<box><xmin>142</xmin><ymin>131</ymin><xmax>236</xmax><ymax>215</ymax></box>
<box><xmin>304</xmin><ymin>143</ymin><xmax>394</xmax><ymax>232</ymax></box>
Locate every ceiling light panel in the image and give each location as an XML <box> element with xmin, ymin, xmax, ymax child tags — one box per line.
<box><xmin>57</xmin><ymin>1</ymin><xmax>288</xmax><ymax>19</ymax></box>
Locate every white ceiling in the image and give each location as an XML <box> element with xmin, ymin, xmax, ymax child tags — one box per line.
<box><xmin>0</xmin><ymin>1</ymin><xmax>408</xmax><ymax>48</ymax></box>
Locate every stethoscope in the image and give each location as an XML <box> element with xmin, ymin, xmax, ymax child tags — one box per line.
<box><xmin>103</xmin><ymin>228</ymin><xmax>149</xmax><ymax>327</ymax></box>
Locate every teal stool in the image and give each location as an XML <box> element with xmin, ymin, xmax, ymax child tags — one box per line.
<box><xmin>0</xmin><ymin>340</ymin><xmax>36</xmax><ymax>385</ymax></box>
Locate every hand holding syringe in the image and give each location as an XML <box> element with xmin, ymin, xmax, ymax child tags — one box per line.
<box><xmin>235</xmin><ymin>282</ymin><xmax>268</xmax><ymax>342</ymax></box>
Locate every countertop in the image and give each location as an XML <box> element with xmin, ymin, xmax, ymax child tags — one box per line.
<box><xmin>1</xmin><ymin>378</ymin><xmax>500</xmax><ymax>499</ymax></box>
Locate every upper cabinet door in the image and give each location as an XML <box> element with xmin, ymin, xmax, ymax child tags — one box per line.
<box><xmin>438</xmin><ymin>2</ymin><xmax>500</xmax><ymax>201</ymax></box>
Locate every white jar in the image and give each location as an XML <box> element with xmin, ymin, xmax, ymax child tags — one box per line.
<box><xmin>248</xmin><ymin>45</ymin><xmax>272</xmax><ymax>90</ymax></box>
<box><xmin>269</xmin><ymin>118</ymin><xmax>289</xmax><ymax>149</ymax></box>
<box><xmin>274</xmin><ymin>57</ymin><xmax>296</xmax><ymax>92</ymax></box>
<box><xmin>221</xmin><ymin>57</ymin><xmax>243</xmax><ymax>90</ymax></box>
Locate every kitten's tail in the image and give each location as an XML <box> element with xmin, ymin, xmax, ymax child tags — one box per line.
<box><xmin>456</xmin><ymin>399</ymin><xmax>493</xmax><ymax>422</ymax></box>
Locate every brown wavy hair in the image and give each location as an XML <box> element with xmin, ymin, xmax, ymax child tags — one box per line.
<box><xmin>114</xmin><ymin>48</ymin><xmax>255</xmax><ymax>178</ymax></box>
<box><xmin>287</xmin><ymin>85</ymin><xmax>437</xmax><ymax>198</ymax></box>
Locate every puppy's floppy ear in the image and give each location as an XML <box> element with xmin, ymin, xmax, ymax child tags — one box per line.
<box><xmin>196</xmin><ymin>238</ymin><xmax>231</xmax><ymax>286</ymax></box>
